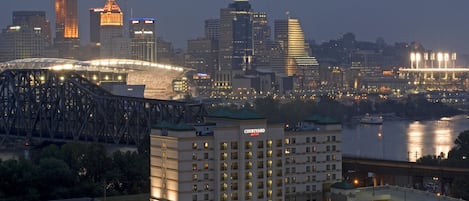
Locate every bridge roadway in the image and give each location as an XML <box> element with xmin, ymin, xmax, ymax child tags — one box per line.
<box><xmin>342</xmin><ymin>155</ymin><xmax>469</xmax><ymax>191</ymax></box>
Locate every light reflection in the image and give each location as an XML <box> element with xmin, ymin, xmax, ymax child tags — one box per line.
<box><xmin>434</xmin><ymin>120</ymin><xmax>452</xmax><ymax>159</ymax></box>
<box><xmin>407</xmin><ymin>121</ymin><xmax>424</xmax><ymax>162</ymax></box>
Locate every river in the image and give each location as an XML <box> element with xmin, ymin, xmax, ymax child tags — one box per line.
<box><xmin>342</xmin><ymin>115</ymin><xmax>469</xmax><ymax>162</ymax></box>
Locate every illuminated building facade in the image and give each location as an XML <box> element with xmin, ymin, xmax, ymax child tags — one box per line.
<box><xmin>100</xmin><ymin>0</ymin><xmax>129</xmax><ymax>58</ymax></box>
<box><xmin>129</xmin><ymin>18</ymin><xmax>156</xmax><ymax>62</ymax></box>
<box><xmin>0</xmin><ymin>11</ymin><xmax>50</xmax><ymax>62</ymax></box>
<box><xmin>273</xmin><ymin>18</ymin><xmax>319</xmax><ymax>89</ymax></box>
<box><xmin>54</xmin><ymin>0</ymin><xmax>79</xmax><ymax>58</ymax></box>
<box><xmin>150</xmin><ymin>112</ymin><xmax>342</xmax><ymax>201</ymax></box>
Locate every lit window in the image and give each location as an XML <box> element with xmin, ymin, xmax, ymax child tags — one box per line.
<box><xmin>204</xmin><ymin>163</ymin><xmax>209</xmax><ymax>169</ymax></box>
<box><xmin>192</xmin><ymin>164</ymin><xmax>197</xmax><ymax>170</ymax></box>
<box><xmin>192</xmin><ymin>143</ymin><xmax>197</xmax><ymax>149</ymax></box>
<box><xmin>193</xmin><ymin>184</ymin><xmax>198</xmax><ymax>191</ymax></box>
<box><xmin>204</xmin><ymin>142</ymin><xmax>209</xmax><ymax>149</ymax></box>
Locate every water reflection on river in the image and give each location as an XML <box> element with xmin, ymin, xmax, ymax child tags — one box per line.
<box><xmin>343</xmin><ymin>115</ymin><xmax>469</xmax><ymax>162</ymax></box>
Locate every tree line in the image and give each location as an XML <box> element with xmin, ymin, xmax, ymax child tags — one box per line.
<box><xmin>0</xmin><ymin>140</ymin><xmax>149</xmax><ymax>201</ymax></box>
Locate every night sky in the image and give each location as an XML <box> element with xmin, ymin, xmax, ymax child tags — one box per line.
<box><xmin>1</xmin><ymin>0</ymin><xmax>469</xmax><ymax>54</ymax></box>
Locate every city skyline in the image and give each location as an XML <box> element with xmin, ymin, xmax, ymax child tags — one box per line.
<box><xmin>1</xmin><ymin>0</ymin><xmax>469</xmax><ymax>54</ymax></box>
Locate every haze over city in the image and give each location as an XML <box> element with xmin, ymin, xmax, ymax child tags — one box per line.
<box><xmin>1</xmin><ymin>0</ymin><xmax>469</xmax><ymax>53</ymax></box>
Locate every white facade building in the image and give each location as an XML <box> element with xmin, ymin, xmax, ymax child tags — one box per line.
<box><xmin>150</xmin><ymin>111</ymin><xmax>342</xmax><ymax>201</ymax></box>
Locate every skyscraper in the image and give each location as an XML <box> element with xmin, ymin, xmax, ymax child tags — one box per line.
<box><xmin>129</xmin><ymin>18</ymin><xmax>156</xmax><ymax>62</ymax></box>
<box><xmin>100</xmin><ymin>0</ymin><xmax>129</xmax><ymax>58</ymax></box>
<box><xmin>204</xmin><ymin>19</ymin><xmax>220</xmax><ymax>40</ymax></box>
<box><xmin>273</xmin><ymin>18</ymin><xmax>319</xmax><ymax>89</ymax></box>
<box><xmin>54</xmin><ymin>0</ymin><xmax>79</xmax><ymax>58</ymax></box>
<box><xmin>252</xmin><ymin>12</ymin><xmax>271</xmax><ymax>68</ymax></box>
<box><xmin>218</xmin><ymin>0</ymin><xmax>253</xmax><ymax>71</ymax></box>
<box><xmin>90</xmin><ymin>8</ymin><xmax>104</xmax><ymax>44</ymax></box>
<box><xmin>0</xmin><ymin>11</ymin><xmax>51</xmax><ymax>62</ymax></box>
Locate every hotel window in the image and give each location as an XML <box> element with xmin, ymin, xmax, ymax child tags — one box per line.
<box><xmin>276</xmin><ymin>139</ymin><xmax>282</xmax><ymax>147</ymax></box>
<box><xmin>204</xmin><ymin>152</ymin><xmax>209</xmax><ymax>159</ymax></box>
<box><xmin>312</xmin><ymin>137</ymin><xmax>316</xmax><ymax>142</ymax></box>
<box><xmin>267</xmin><ymin>180</ymin><xmax>273</xmax><ymax>188</ymax></box>
<box><xmin>292</xmin><ymin>167</ymin><xmax>296</xmax><ymax>173</ymax></box>
<box><xmin>267</xmin><ymin>150</ymin><xmax>272</xmax><ymax>157</ymax></box>
<box><xmin>258</xmin><ymin>171</ymin><xmax>264</xmax><ymax>179</ymax></box>
<box><xmin>332</xmin><ymin>154</ymin><xmax>337</xmax><ymax>160</ymax></box>
<box><xmin>205</xmin><ymin>184</ymin><xmax>210</xmax><ymax>190</ymax></box>
<box><xmin>193</xmin><ymin>184</ymin><xmax>198</xmax><ymax>192</ymax></box>
<box><xmin>326</xmin><ymin>155</ymin><xmax>331</xmax><ymax>161</ymax></box>
<box><xmin>258</xmin><ymin>181</ymin><xmax>264</xmax><ymax>189</ymax></box>
<box><xmin>204</xmin><ymin>194</ymin><xmax>209</xmax><ymax>200</ymax></box>
<box><xmin>332</xmin><ymin>164</ymin><xmax>336</xmax><ymax>170</ymax></box>
<box><xmin>332</xmin><ymin>174</ymin><xmax>337</xmax><ymax>180</ymax></box>
<box><xmin>286</xmin><ymin>167</ymin><xmax>290</xmax><ymax>174</ymax></box>
<box><xmin>204</xmin><ymin>163</ymin><xmax>209</xmax><ymax>169</ymax></box>
<box><xmin>221</xmin><ymin>142</ymin><xmax>228</xmax><ymax>150</ymax></box>
<box><xmin>231</xmin><ymin>192</ymin><xmax>238</xmax><ymax>200</ymax></box>
<box><xmin>246</xmin><ymin>192</ymin><xmax>252</xmax><ymax>200</ymax></box>
<box><xmin>204</xmin><ymin>142</ymin><xmax>209</xmax><ymax>149</ymax></box>
<box><xmin>267</xmin><ymin>170</ymin><xmax>272</xmax><ymax>177</ymax></box>
<box><xmin>306</xmin><ymin>185</ymin><xmax>310</xmax><ymax>191</ymax></box>
<box><xmin>192</xmin><ymin>195</ymin><xmax>197</xmax><ymax>201</ymax></box>
<box><xmin>231</xmin><ymin>182</ymin><xmax>238</xmax><ymax>190</ymax></box>
<box><xmin>312</xmin><ymin>156</ymin><xmax>316</xmax><ymax>162</ymax></box>
<box><xmin>327</xmin><ymin>173</ymin><xmax>331</xmax><ymax>180</ymax></box>
<box><xmin>221</xmin><ymin>193</ymin><xmax>228</xmax><ymax>201</ymax></box>
<box><xmin>204</xmin><ymin>173</ymin><xmax>209</xmax><ymax>180</ymax></box>
<box><xmin>221</xmin><ymin>173</ymin><xmax>228</xmax><ymax>181</ymax></box>
<box><xmin>285</xmin><ymin>138</ymin><xmax>290</xmax><ymax>145</ymax></box>
<box><xmin>231</xmin><ymin>152</ymin><xmax>238</xmax><ymax>160</ymax></box>
<box><xmin>245</xmin><ymin>141</ymin><xmax>252</xmax><ymax>149</ymax></box>
<box><xmin>291</xmin><ymin>138</ymin><xmax>296</xmax><ymax>144</ymax></box>
<box><xmin>192</xmin><ymin>142</ymin><xmax>197</xmax><ymax>149</ymax></box>
<box><xmin>245</xmin><ymin>152</ymin><xmax>252</xmax><ymax>159</ymax></box>
<box><xmin>267</xmin><ymin>140</ymin><xmax>272</xmax><ymax>148</ymax></box>
<box><xmin>291</xmin><ymin>148</ymin><xmax>296</xmax><ymax>154</ymax></box>
<box><xmin>326</xmin><ymin>146</ymin><xmax>330</xmax><ymax>152</ymax></box>
<box><xmin>257</xmin><ymin>141</ymin><xmax>264</xmax><ymax>148</ymax></box>
<box><xmin>327</xmin><ymin>136</ymin><xmax>331</xmax><ymax>142</ymax></box>
<box><xmin>192</xmin><ymin>164</ymin><xmax>197</xmax><ymax>170</ymax></box>
<box><xmin>326</xmin><ymin>164</ymin><xmax>330</xmax><ymax>170</ymax></box>
<box><xmin>285</xmin><ymin>148</ymin><xmax>290</xmax><ymax>155</ymax></box>
<box><xmin>257</xmin><ymin>151</ymin><xmax>264</xmax><ymax>158</ymax></box>
<box><xmin>221</xmin><ymin>163</ymin><xmax>227</xmax><ymax>171</ymax></box>
<box><xmin>312</xmin><ymin>185</ymin><xmax>317</xmax><ymax>191</ymax></box>
<box><xmin>231</xmin><ymin>172</ymin><xmax>238</xmax><ymax>180</ymax></box>
<box><xmin>232</xmin><ymin>162</ymin><xmax>238</xmax><ymax>170</ymax></box>
<box><xmin>312</xmin><ymin>146</ymin><xmax>317</xmax><ymax>152</ymax></box>
<box><xmin>193</xmin><ymin>174</ymin><xmax>198</xmax><ymax>181</ymax></box>
<box><xmin>221</xmin><ymin>152</ymin><xmax>227</xmax><ymax>160</ymax></box>
<box><xmin>257</xmin><ymin>191</ymin><xmax>264</xmax><ymax>199</ymax></box>
<box><xmin>246</xmin><ymin>181</ymin><xmax>253</xmax><ymax>190</ymax></box>
<box><xmin>192</xmin><ymin>153</ymin><xmax>197</xmax><ymax>160</ymax></box>
<box><xmin>306</xmin><ymin>137</ymin><xmax>310</xmax><ymax>143</ymax></box>
<box><xmin>257</xmin><ymin>161</ymin><xmax>264</xmax><ymax>168</ymax></box>
<box><xmin>332</xmin><ymin>136</ymin><xmax>336</xmax><ymax>141</ymax></box>
<box><xmin>246</xmin><ymin>161</ymin><xmax>252</xmax><ymax>169</ymax></box>
<box><xmin>267</xmin><ymin>160</ymin><xmax>272</xmax><ymax>168</ymax></box>
<box><xmin>231</xmin><ymin>141</ymin><xmax>238</xmax><ymax>149</ymax></box>
<box><xmin>306</xmin><ymin>166</ymin><xmax>310</xmax><ymax>172</ymax></box>
<box><xmin>306</xmin><ymin>147</ymin><xmax>310</xmax><ymax>153</ymax></box>
<box><xmin>332</xmin><ymin>145</ymin><xmax>336</xmax><ymax>151</ymax></box>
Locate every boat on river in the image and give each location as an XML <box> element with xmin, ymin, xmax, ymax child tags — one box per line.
<box><xmin>360</xmin><ymin>114</ymin><xmax>383</xmax><ymax>124</ymax></box>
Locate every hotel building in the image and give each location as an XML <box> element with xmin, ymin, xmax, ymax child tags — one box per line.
<box><xmin>150</xmin><ymin>111</ymin><xmax>342</xmax><ymax>201</ymax></box>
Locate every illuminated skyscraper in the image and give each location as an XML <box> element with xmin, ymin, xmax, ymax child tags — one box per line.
<box><xmin>129</xmin><ymin>18</ymin><xmax>156</xmax><ymax>62</ymax></box>
<box><xmin>204</xmin><ymin>19</ymin><xmax>219</xmax><ymax>40</ymax></box>
<box><xmin>54</xmin><ymin>0</ymin><xmax>79</xmax><ymax>58</ymax></box>
<box><xmin>252</xmin><ymin>12</ymin><xmax>271</xmax><ymax>68</ymax></box>
<box><xmin>273</xmin><ymin>18</ymin><xmax>319</xmax><ymax>89</ymax></box>
<box><xmin>100</xmin><ymin>0</ymin><xmax>129</xmax><ymax>58</ymax></box>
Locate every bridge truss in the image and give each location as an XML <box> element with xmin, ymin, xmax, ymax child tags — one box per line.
<box><xmin>0</xmin><ymin>69</ymin><xmax>206</xmax><ymax>145</ymax></box>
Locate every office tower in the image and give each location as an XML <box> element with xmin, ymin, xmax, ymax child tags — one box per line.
<box><xmin>150</xmin><ymin>112</ymin><xmax>342</xmax><ymax>201</ymax></box>
<box><xmin>100</xmin><ymin>0</ymin><xmax>129</xmax><ymax>58</ymax></box>
<box><xmin>273</xmin><ymin>18</ymin><xmax>319</xmax><ymax>89</ymax></box>
<box><xmin>0</xmin><ymin>11</ymin><xmax>50</xmax><ymax>62</ymax></box>
<box><xmin>129</xmin><ymin>18</ymin><xmax>156</xmax><ymax>62</ymax></box>
<box><xmin>218</xmin><ymin>0</ymin><xmax>253</xmax><ymax>71</ymax></box>
<box><xmin>186</xmin><ymin>38</ymin><xmax>218</xmax><ymax>74</ymax></box>
<box><xmin>12</xmin><ymin>11</ymin><xmax>51</xmax><ymax>46</ymax></box>
<box><xmin>252</xmin><ymin>12</ymin><xmax>271</xmax><ymax>68</ymax></box>
<box><xmin>90</xmin><ymin>8</ymin><xmax>104</xmax><ymax>44</ymax></box>
<box><xmin>54</xmin><ymin>0</ymin><xmax>79</xmax><ymax>58</ymax></box>
<box><xmin>204</xmin><ymin>19</ymin><xmax>220</xmax><ymax>40</ymax></box>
